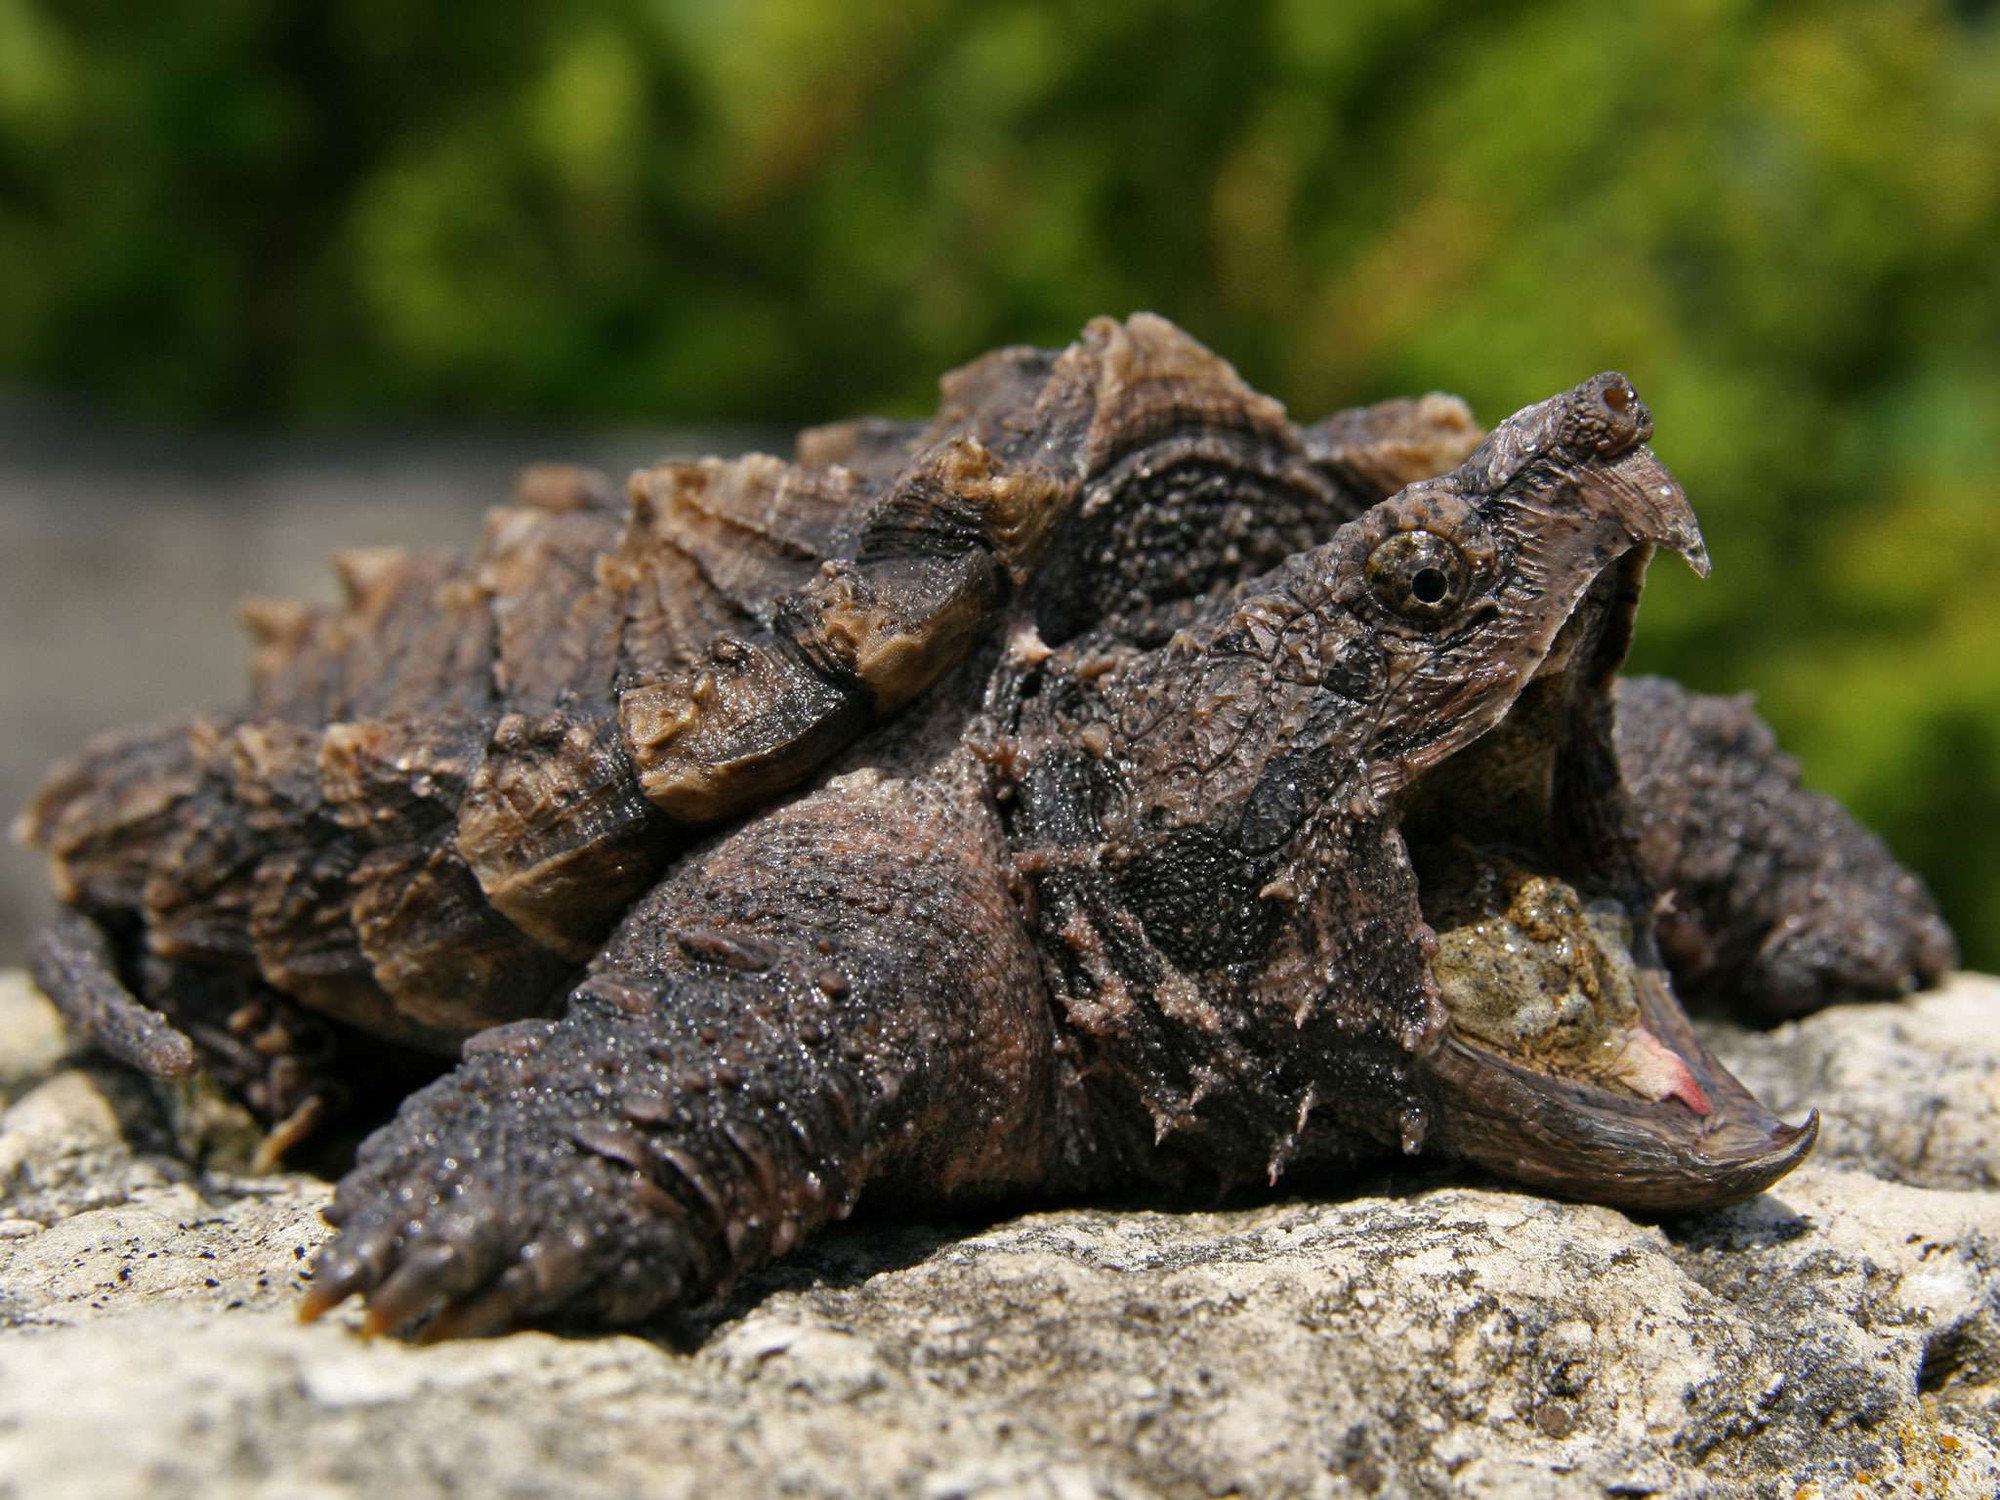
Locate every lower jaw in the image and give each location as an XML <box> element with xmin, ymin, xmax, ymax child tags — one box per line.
<box><xmin>1404</xmin><ymin>815</ymin><xmax>1815</xmax><ymax>1212</ymax></box>
<box><xmin>1419</xmin><ymin>956</ymin><xmax>1817</xmax><ymax>1212</ymax></box>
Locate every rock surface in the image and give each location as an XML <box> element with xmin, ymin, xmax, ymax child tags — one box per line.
<box><xmin>0</xmin><ymin>968</ymin><xmax>1995</xmax><ymax>1500</ymax></box>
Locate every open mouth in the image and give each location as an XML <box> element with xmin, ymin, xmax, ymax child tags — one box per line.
<box><xmin>1401</xmin><ymin>549</ymin><xmax>1817</xmax><ymax>1212</ymax></box>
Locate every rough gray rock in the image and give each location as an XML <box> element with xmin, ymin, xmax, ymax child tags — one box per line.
<box><xmin>0</xmin><ymin>967</ymin><xmax>1995</xmax><ymax>1500</ymax></box>
<box><xmin>1697</xmin><ymin>976</ymin><xmax>2000</xmax><ymax>1192</ymax></box>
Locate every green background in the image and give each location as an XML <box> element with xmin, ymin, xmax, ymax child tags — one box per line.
<box><xmin>0</xmin><ymin>0</ymin><xmax>1995</xmax><ymax>962</ymax></box>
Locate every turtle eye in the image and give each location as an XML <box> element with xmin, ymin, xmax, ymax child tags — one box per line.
<box><xmin>1366</xmin><ymin>530</ymin><xmax>1470</xmax><ymax>624</ymax></box>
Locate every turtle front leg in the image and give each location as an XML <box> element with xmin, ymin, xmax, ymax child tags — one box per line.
<box><xmin>1614</xmin><ymin>676</ymin><xmax>1957</xmax><ymax>1019</ymax></box>
<box><xmin>303</xmin><ymin>767</ymin><xmax>1057</xmax><ymax>1337</ymax></box>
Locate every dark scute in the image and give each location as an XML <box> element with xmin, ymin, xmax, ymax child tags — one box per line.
<box><xmin>1030</xmin><ymin>454</ymin><xmax>1342</xmax><ymax>644</ymax></box>
<box><xmin>856</xmin><ymin>470</ymin><xmax>1002</xmax><ymax>563</ymax></box>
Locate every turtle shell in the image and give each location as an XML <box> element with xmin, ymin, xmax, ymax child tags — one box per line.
<box><xmin>17</xmin><ymin>315</ymin><xmax>1479</xmax><ymax>1055</ymax></box>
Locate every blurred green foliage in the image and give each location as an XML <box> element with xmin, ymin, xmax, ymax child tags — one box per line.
<box><xmin>0</xmin><ymin>0</ymin><xmax>1995</xmax><ymax>961</ymax></box>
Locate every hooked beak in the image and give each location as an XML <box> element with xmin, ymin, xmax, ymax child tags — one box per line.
<box><xmin>1590</xmin><ymin>442</ymin><xmax>1710</xmax><ymax>580</ymax></box>
<box><xmin>1467</xmin><ymin>370</ymin><xmax>1711</xmax><ymax>579</ymax></box>
<box><xmin>1556</xmin><ymin>371</ymin><xmax>1711</xmax><ymax>579</ymax></box>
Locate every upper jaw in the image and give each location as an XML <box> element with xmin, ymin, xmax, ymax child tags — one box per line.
<box><xmin>1468</xmin><ymin>370</ymin><xmax>1710</xmax><ymax>578</ymax></box>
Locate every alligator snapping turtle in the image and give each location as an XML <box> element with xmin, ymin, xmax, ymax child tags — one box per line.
<box><xmin>16</xmin><ymin>315</ymin><xmax>1955</xmax><ymax>1338</ymax></box>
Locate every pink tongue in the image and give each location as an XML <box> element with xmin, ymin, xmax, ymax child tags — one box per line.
<box><xmin>1619</xmin><ymin>1027</ymin><xmax>1713</xmax><ymax>1115</ymax></box>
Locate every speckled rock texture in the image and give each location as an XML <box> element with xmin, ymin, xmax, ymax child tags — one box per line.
<box><xmin>0</xmin><ymin>968</ymin><xmax>1995</xmax><ymax>1500</ymax></box>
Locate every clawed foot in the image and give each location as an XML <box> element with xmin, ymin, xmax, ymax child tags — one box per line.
<box><xmin>1742</xmin><ymin>877</ymin><xmax>1958</xmax><ymax>1019</ymax></box>
<box><xmin>300</xmin><ymin>1031</ymin><xmax>708</xmax><ymax>1339</ymax></box>
<box><xmin>1661</xmin><ymin>864</ymin><xmax>1959</xmax><ymax>1021</ymax></box>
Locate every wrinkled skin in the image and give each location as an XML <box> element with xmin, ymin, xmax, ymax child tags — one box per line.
<box><xmin>16</xmin><ymin>317</ymin><xmax>1955</xmax><ymax>1337</ymax></box>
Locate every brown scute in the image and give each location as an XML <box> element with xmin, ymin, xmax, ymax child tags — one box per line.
<box><xmin>1070</xmin><ymin>313</ymin><xmax>1297</xmax><ymax>475</ymax></box>
<box><xmin>1002</xmin><ymin>316</ymin><xmax>1366</xmax><ymax>644</ymax></box>
<box><xmin>329</xmin><ymin>546</ymin><xmax>410</xmax><ymax>617</ymax></box>
<box><xmin>311</xmin><ymin>713</ymin><xmax>574</xmax><ymax>1035</ymax></box>
<box><xmin>327</xmin><ymin>551</ymin><xmax>496</xmax><ymax>722</ymax></box>
<box><xmin>476</xmin><ymin>501</ymin><xmax>627</xmax><ymax>712</ymax></box>
<box><xmin>457</xmin><ymin>712</ymin><xmax>669</xmax><ymax>959</ymax></box>
<box><xmin>203</xmin><ymin>723</ymin><xmax>341</xmax><ymax>973</ymax></box>
<box><xmin>619</xmin><ymin>458</ymin><xmax>849</xmax><ymax>621</ymax></box>
<box><xmin>138</xmin><ymin>723</ymin><xmax>261</xmax><ymax>963</ymax></box>
<box><xmin>15</xmin><ymin>718</ymin><xmax>210</xmax><ymax>909</ymax></box>
<box><xmin>242</xmin><ymin>599</ymin><xmax>341</xmax><ymax>722</ymax></box>
<box><xmin>141</xmin><ymin>720</ymin><xmax>330</xmax><ymax>968</ymax></box>
<box><xmin>632</xmin><ymin>453</ymin><xmax>863</xmax><ymax>572</ymax></box>
<box><xmin>223</xmin><ymin>719</ymin><xmax>327</xmax><ymax>831</ymax></box>
<box><xmin>348</xmin><ymin>843</ymin><xmax>571</xmax><ymax>1035</ymax></box>
<box><xmin>248</xmin><ymin>846</ymin><xmax>382</xmax><ymax>1028</ymax></box>
<box><xmin>246</xmin><ymin>546</ymin><xmax>503</xmax><ymax>727</ymax></box>
<box><xmin>620</xmin><ymin>633</ymin><xmax>868</xmax><ymax>823</ymax></box>
<box><xmin>793</xmin><ymin>552</ymin><xmax>1003</xmax><ymax>710</ymax></box>
<box><xmin>510</xmin><ymin>462</ymin><xmax>616</xmax><ymax>514</ymax></box>
<box><xmin>1302</xmin><ymin>392</ymin><xmax>1486</xmax><ymax>499</ymax></box>
<box><xmin>616</xmin><ymin>422</ymin><xmax>1072</xmax><ymax>824</ymax></box>
<box><xmin>317</xmin><ymin>718</ymin><xmax>483</xmax><ymax>842</ymax></box>
<box><xmin>139</xmin><ymin>800</ymin><xmax>262</xmax><ymax>962</ymax></box>
<box><xmin>861</xmin><ymin>436</ymin><xmax>1070</xmax><ymax>586</ymax></box>
<box><xmin>594</xmin><ymin>453</ymin><xmax>869</xmax><ymax>699</ymax></box>
<box><xmin>599</xmin><ymin>506</ymin><xmax>755</xmax><ymax>690</ymax></box>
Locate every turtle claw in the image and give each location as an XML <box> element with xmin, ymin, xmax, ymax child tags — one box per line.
<box><xmin>305</xmin><ymin>1201</ymin><xmax>547</xmax><ymax>1339</ymax></box>
<box><xmin>298</xmin><ymin>1244</ymin><xmax>372</xmax><ymax>1324</ymax></box>
<box><xmin>299</xmin><ymin>1039</ymin><xmax>719</xmax><ymax>1338</ymax></box>
<box><xmin>362</xmin><ymin>1239</ymin><xmax>483</xmax><ymax>1336</ymax></box>
<box><xmin>305</xmin><ymin>1169</ymin><xmax>516</xmax><ymax>1334</ymax></box>
<box><xmin>413</xmin><ymin>1266</ymin><xmax>543</xmax><ymax>1343</ymax></box>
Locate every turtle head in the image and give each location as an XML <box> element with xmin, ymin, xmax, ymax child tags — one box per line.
<box><xmin>1003</xmin><ymin>370</ymin><xmax>1810</xmax><ymax>1211</ymax></box>
<box><xmin>1320</xmin><ymin>373</ymin><xmax>1812</xmax><ymax>1210</ymax></box>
